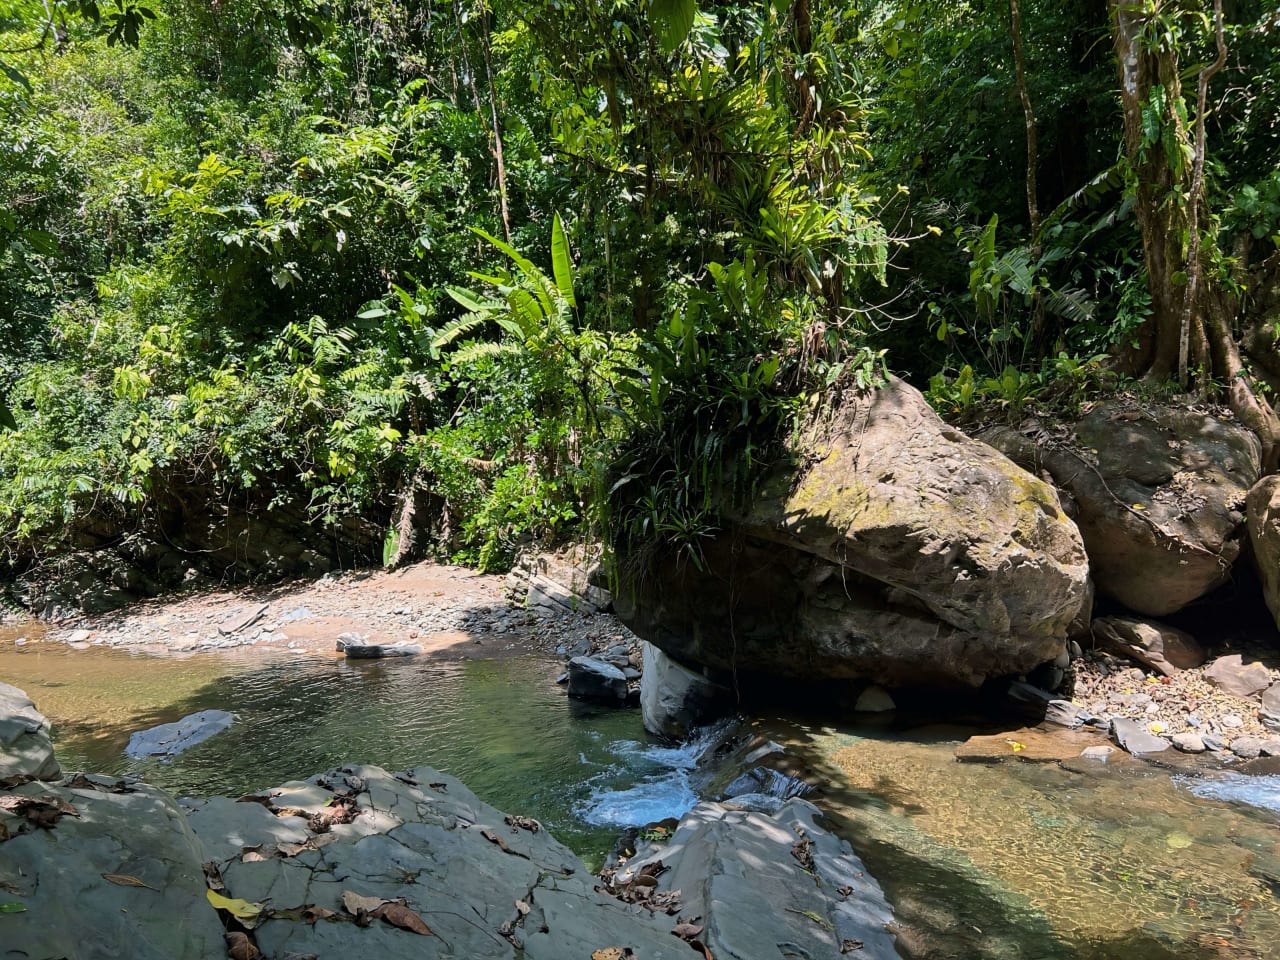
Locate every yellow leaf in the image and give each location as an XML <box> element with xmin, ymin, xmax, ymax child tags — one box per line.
<box><xmin>1149</xmin><ymin>721</ymin><xmax>1166</xmax><ymax>734</ymax></box>
<box><xmin>206</xmin><ymin>889</ymin><xmax>263</xmax><ymax>921</ymax></box>
<box><xmin>1007</xmin><ymin>740</ymin><xmax>1026</xmax><ymax>752</ymax></box>
<box><xmin>1131</xmin><ymin>503</ymin><xmax>1145</xmax><ymax>511</ymax></box>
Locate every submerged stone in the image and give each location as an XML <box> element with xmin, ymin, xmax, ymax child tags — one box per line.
<box><xmin>125</xmin><ymin>709</ymin><xmax>235</xmax><ymax>759</ymax></box>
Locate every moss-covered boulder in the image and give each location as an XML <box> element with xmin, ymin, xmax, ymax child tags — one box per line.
<box><xmin>614</xmin><ymin>378</ymin><xmax>1091</xmax><ymax>689</ymax></box>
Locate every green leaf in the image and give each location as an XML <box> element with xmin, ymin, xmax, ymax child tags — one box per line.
<box><xmin>550</xmin><ymin>213</ymin><xmax>577</xmax><ymax>308</ymax></box>
<box><xmin>649</xmin><ymin>0</ymin><xmax>697</xmax><ymax>53</ymax></box>
<box><xmin>0</xmin><ymin>901</ymin><xmax>26</xmax><ymax>913</ymax></box>
<box><xmin>0</xmin><ymin>61</ymin><xmax>31</xmax><ymax>93</ymax></box>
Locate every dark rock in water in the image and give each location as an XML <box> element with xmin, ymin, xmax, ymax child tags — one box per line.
<box><xmin>1111</xmin><ymin>718</ymin><xmax>1171</xmax><ymax>755</ymax></box>
<box><xmin>986</xmin><ymin>404</ymin><xmax>1260</xmax><ymax>617</ymax></box>
<box><xmin>640</xmin><ymin>641</ymin><xmax>730</xmax><ymax>737</ymax></box>
<box><xmin>723</xmin><ymin>766</ymin><xmax>812</xmax><ymax>801</ymax></box>
<box><xmin>616</xmin><ymin>378</ymin><xmax>1089</xmax><ymax>690</ymax></box>
<box><xmin>615</xmin><ymin>798</ymin><xmax>898</xmax><ymax>960</ymax></box>
<box><xmin>0</xmin><ymin>681</ymin><xmax>61</xmax><ymax>780</ymax></box>
<box><xmin>125</xmin><ymin>709</ymin><xmax>235</xmax><ymax>759</ymax></box>
<box><xmin>567</xmin><ymin>655</ymin><xmax>627</xmax><ymax>702</ymax></box>
<box><xmin>342</xmin><ymin>643</ymin><xmax>421</xmax><ymax>659</ymax></box>
<box><xmin>1092</xmin><ymin>616</ymin><xmax>1205</xmax><ymax>676</ymax></box>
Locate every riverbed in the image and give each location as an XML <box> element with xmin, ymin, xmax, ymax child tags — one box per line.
<box><xmin>3</xmin><ymin>633</ymin><xmax>1279</xmax><ymax>958</ymax></box>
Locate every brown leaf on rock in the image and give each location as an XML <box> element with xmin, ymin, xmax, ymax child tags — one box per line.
<box><xmin>0</xmin><ymin>794</ymin><xmax>79</xmax><ymax>829</ymax></box>
<box><xmin>341</xmin><ymin>890</ymin><xmax>386</xmax><ymax>917</ymax></box>
<box><xmin>591</xmin><ymin>948</ymin><xmax>636</xmax><ymax>960</ymax></box>
<box><xmin>514</xmin><ymin>898</ymin><xmax>530</xmax><ymax>917</ymax></box>
<box><xmin>688</xmin><ymin>939</ymin><xmax>715</xmax><ymax>960</ymax></box>
<box><xmin>203</xmin><ymin>862</ymin><xmax>226</xmax><ymax>892</ymax></box>
<box><xmin>791</xmin><ymin>837</ymin><xmax>815</xmax><ymax>873</ymax></box>
<box><xmin>480</xmin><ymin>828</ymin><xmax>528</xmax><ymax>858</ymax></box>
<box><xmin>236</xmin><ymin>794</ymin><xmax>275</xmax><ymax>808</ymax></box>
<box><xmin>301</xmin><ymin>905</ymin><xmax>336</xmax><ymax>925</ymax></box>
<box><xmin>102</xmin><ymin>873</ymin><xmax>157</xmax><ymax>890</ymax></box>
<box><xmin>343</xmin><ymin>775</ymin><xmax>367</xmax><ymax>794</ymax></box>
<box><xmin>0</xmin><ymin>775</ymin><xmax>38</xmax><ymax>790</ymax></box>
<box><xmin>224</xmin><ymin>930</ymin><xmax>261</xmax><ymax>960</ymax></box>
<box><xmin>276</xmin><ymin>841</ymin><xmax>313</xmax><ymax>858</ymax></box>
<box><xmin>394</xmin><ymin>772</ymin><xmax>419</xmax><ymax>786</ymax></box>
<box><xmin>371</xmin><ymin>901</ymin><xmax>434</xmax><ymax>936</ymax></box>
<box><xmin>840</xmin><ymin>939</ymin><xmax>865</xmax><ymax>953</ymax></box>
<box><xmin>504</xmin><ymin>814</ymin><xmax>540</xmax><ymax>833</ymax></box>
<box><xmin>240</xmin><ymin>844</ymin><xmax>277</xmax><ymax>863</ymax></box>
<box><xmin>672</xmin><ymin>921</ymin><xmax>704</xmax><ymax>940</ymax></box>
<box><xmin>64</xmin><ymin>774</ymin><xmax>102</xmax><ymax>792</ymax></box>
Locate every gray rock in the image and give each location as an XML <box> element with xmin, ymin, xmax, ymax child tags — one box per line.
<box><xmin>1045</xmin><ymin>699</ymin><xmax>1089</xmax><ymax>728</ymax></box>
<box><xmin>1220</xmin><ymin>713</ymin><xmax>1245</xmax><ymax>729</ymax></box>
<box><xmin>1172</xmin><ymin>732</ymin><xmax>1206</xmax><ymax>753</ymax></box>
<box><xmin>1111</xmin><ymin>718</ymin><xmax>1171</xmax><ymax>755</ymax></box>
<box><xmin>1091</xmin><ymin>616</ymin><xmax>1205</xmax><ymax>676</ymax></box>
<box><xmin>855</xmin><ymin>685</ymin><xmax>897</xmax><ymax>713</ymax></box>
<box><xmin>0</xmin><ymin>777</ymin><xmax>226</xmax><ymax>959</ymax></box>
<box><xmin>639</xmin><ymin>642</ymin><xmax>730</xmax><ymax>737</ymax></box>
<box><xmin>1202</xmin><ymin>733</ymin><xmax>1228</xmax><ymax>751</ymax></box>
<box><xmin>125</xmin><ymin>709</ymin><xmax>235</xmax><ymax>760</ymax></box>
<box><xmin>1231</xmin><ymin>736</ymin><xmax>1264</xmax><ymax>759</ymax></box>
<box><xmin>0</xmin><ymin>681</ymin><xmax>60</xmax><ymax>781</ymax></box>
<box><xmin>1204</xmin><ymin>654</ymin><xmax>1273</xmax><ymax>698</ymax></box>
<box><xmin>1263</xmin><ymin>683</ymin><xmax>1280</xmax><ymax>724</ymax></box>
<box><xmin>616</xmin><ymin>799</ymin><xmax>897</xmax><ymax>960</ymax></box>
<box><xmin>987</xmin><ymin>405</ymin><xmax>1260</xmax><ymax>616</ymax></box>
<box><xmin>567</xmin><ymin>655</ymin><xmax>627</xmax><ymax>702</ymax></box>
<box><xmin>1248</xmin><ymin>476</ymin><xmax>1280</xmax><ymax>632</ymax></box>
<box><xmin>616</xmin><ymin>378</ymin><xmax>1090</xmax><ymax>689</ymax></box>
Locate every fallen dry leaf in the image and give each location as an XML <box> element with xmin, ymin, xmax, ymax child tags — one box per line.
<box><xmin>102</xmin><ymin>873</ymin><xmax>157</xmax><ymax>890</ymax></box>
<box><xmin>514</xmin><ymin>898</ymin><xmax>530</xmax><ymax>917</ymax></box>
<box><xmin>0</xmin><ymin>794</ymin><xmax>79</xmax><ymax>830</ymax></box>
<box><xmin>591</xmin><ymin>948</ymin><xmax>636</xmax><ymax>960</ymax></box>
<box><xmin>301</xmin><ymin>905</ymin><xmax>336</xmax><ymax>924</ymax></box>
<box><xmin>0</xmin><ymin>775</ymin><xmax>37</xmax><ymax>790</ymax></box>
<box><xmin>672</xmin><ymin>921</ymin><xmax>704</xmax><ymax>940</ymax></box>
<box><xmin>206</xmin><ymin>889</ymin><xmax>264</xmax><ymax>923</ymax></box>
<box><xmin>224</xmin><ymin>930</ymin><xmax>261</xmax><ymax>960</ymax></box>
<box><xmin>372</xmin><ymin>901</ymin><xmax>434</xmax><ymax>936</ymax></box>
<box><xmin>841</xmin><ymin>939</ymin><xmax>865</xmax><ymax>953</ymax></box>
<box><xmin>791</xmin><ymin>838</ymin><xmax>815</xmax><ymax>872</ymax></box>
<box><xmin>504</xmin><ymin>814</ymin><xmax>540</xmax><ymax>833</ymax></box>
<box><xmin>203</xmin><ymin>862</ymin><xmax>226</xmax><ymax>892</ymax></box>
<box><xmin>276</xmin><ymin>841</ymin><xmax>312</xmax><ymax>858</ymax></box>
<box><xmin>341</xmin><ymin>890</ymin><xmax>387</xmax><ymax>917</ymax></box>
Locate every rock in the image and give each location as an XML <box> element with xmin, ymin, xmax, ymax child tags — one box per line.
<box><xmin>1079</xmin><ymin>745</ymin><xmax>1115</xmax><ymax>762</ymax></box>
<box><xmin>854</xmin><ymin>685</ymin><xmax>896</xmax><ymax>713</ymax></box>
<box><xmin>341</xmin><ymin>642</ymin><xmax>422</xmax><ymax>659</ymax></box>
<box><xmin>985</xmin><ymin>404</ymin><xmax>1260</xmax><ymax>616</ymax></box>
<box><xmin>615</xmin><ymin>798</ymin><xmax>898</xmax><ymax>960</ymax></box>
<box><xmin>1247</xmin><ymin>475</ymin><xmax>1280</xmax><ymax>631</ymax></box>
<box><xmin>1172</xmin><ymin>732</ymin><xmax>1206</xmax><ymax>753</ymax></box>
<box><xmin>1111</xmin><ymin>718</ymin><xmax>1170</xmax><ymax>755</ymax></box>
<box><xmin>616</xmin><ymin>378</ymin><xmax>1090</xmax><ymax>689</ymax></box>
<box><xmin>639</xmin><ymin>642</ymin><xmax>730</xmax><ymax>738</ymax></box>
<box><xmin>1204</xmin><ymin>655</ymin><xmax>1273</xmax><ymax>698</ymax></box>
<box><xmin>1045</xmin><ymin>699</ymin><xmax>1089</xmax><ymax>728</ymax></box>
<box><xmin>1091</xmin><ymin>616</ymin><xmax>1205</xmax><ymax>676</ymax></box>
<box><xmin>1221</xmin><ymin>713</ymin><xmax>1244</xmax><ymax>729</ymax></box>
<box><xmin>955</xmin><ymin>726</ymin><xmax>1103</xmax><ymax>763</ymax></box>
<box><xmin>1261</xmin><ymin>739</ymin><xmax>1280</xmax><ymax>757</ymax></box>
<box><xmin>567</xmin><ymin>655</ymin><xmax>627</xmax><ymax>702</ymax></box>
<box><xmin>1230</xmin><ymin>736</ymin><xmax>1264</xmax><ymax>759</ymax></box>
<box><xmin>1202</xmin><ymin>732</ymin><xmax>1227</xmax><ymax>751</ymax></box>
<box><xmin>125</xmin><ymin>709</ymin><xmax>235</xmax><ymax>759</ymax></box>
<box><xmin>0</xmin><ymin>681</ymin><xmax>61</xmax><ymax>781</ymax></box>
<box><xmin>0</xmin><ymin>776</ymin><xmax>226</xmax><ymax>960</ymax></box>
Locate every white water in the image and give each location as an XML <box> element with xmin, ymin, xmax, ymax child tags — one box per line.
<box><xmin>1179</xmin><ymin>773</ymin><xmax>1280</xmax><ymax>813</ymax></box>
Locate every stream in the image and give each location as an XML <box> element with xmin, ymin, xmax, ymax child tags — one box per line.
<box><xmin>3</xmin><ymin>634</ymin><xmax>1279</xmax><ymax>958</ymax></box>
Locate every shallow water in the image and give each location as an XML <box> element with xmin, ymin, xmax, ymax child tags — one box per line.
<box><xmin>0</xmin><ymin>637</ymin><xmax>696</xmax><ymax>866</ymax></box>
<box><xmin>769</xmin><ymin>718</ymin><xmax>1280</xmax><ymax>960</ymax></box>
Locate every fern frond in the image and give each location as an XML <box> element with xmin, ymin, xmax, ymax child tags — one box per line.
<box><xmin>451</xmin><ymin>341</ymin><xmax>522</xmax><ymax>365</ymax></box>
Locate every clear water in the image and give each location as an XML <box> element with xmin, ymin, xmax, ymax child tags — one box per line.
<box><xmin>0</xmin><ymin>639</ymin><xmax>697</xmax><ymax>867</ymax></box>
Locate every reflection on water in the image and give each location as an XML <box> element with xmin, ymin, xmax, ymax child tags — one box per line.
<box><xmin>0</xmin><ymin>640</ymin><xmax>684</xmax><ymax>866</ymax></box>
<box><xmin>770</xmin><ymin>719</ymin><xmax>1280</xmax><ymax>960</ymax></box>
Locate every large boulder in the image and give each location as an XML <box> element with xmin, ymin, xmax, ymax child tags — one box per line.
<box><xmin>567</xmin><ymin>655</ymin><xmax>628</xmax><ymax>702</ymax></box>
<box><xmin>615</xmin><ymin>378</ymin><xmax>1090</xmax><ymax>688</ymax></box>
<box><xmin>985</xmin><ymin>403</ymin><xmax>1260</xmax><ymax>616</ymax></box>
<box><xmin>1247</xmin><ymin>475</ymin><xmax>1280</xmax><ymax>631</ymax></box>
<box><xmin>0</xmin><ymin>680</ymin><xmax>60</xmax><ymax>781</ymax></box>
<box><xmin>639</xmin><ymin>641</ymin><xmax>731</xmax><ymax>738</ymax></box>
<box><xmin>1091</xmin><ymin>616</ymin><xmax>1205</xmax><ymax>676</ymax></box>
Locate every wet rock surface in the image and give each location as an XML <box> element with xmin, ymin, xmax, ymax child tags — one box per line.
<box><xmin>125</xmin><ymin>709</ymin><xmax>236</xmax><ymax>760</ymax></box>
<box><xmin>639</xmin><ymin>641</ymin><xmax>731</xmax><ymax>738</ymax></box>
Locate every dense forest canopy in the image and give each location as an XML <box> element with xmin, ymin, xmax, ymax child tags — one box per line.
<box><xmin>0</xmin><ymin>0</ymin><xmax>1277</xmax><ymax>583</ymax></box>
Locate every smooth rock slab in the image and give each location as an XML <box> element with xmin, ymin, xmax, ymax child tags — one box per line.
<box><xmin>616</xmin><ymin>798</ymin><xmax>897</xmax><ymax>960</ymax></box>
<box><xmin>639</xmin><ymin>641</ymin><xmax>730</xmax><ymax>737</ymax></box>
<box><xmin>125</xmin><ymin>709</ymin><xmax>235</xmax><ymax>759</ymax></box>
<box><xmin>0</xmin><ymin>776</ymin><xmax>226</xmax><ymax>960</ymax></box>
<box><xmin>955</xmin><ymin>726</ymin><xmax>1103</xmax><ymax>763</ymax></box>
<box><xmin>1112</xmin><ymin>718</ymin><xmax>1171</xmax><ymax>755</ymax></box>
<box><xmin>0</xmin><ymin>680</ymin><xmax>60</xmax><ymax>781</ymax></box>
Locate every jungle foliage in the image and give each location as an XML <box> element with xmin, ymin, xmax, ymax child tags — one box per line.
<box><xmin>0</xmin><ymin>0</ymin><xmax>1277</xmax><ymax>579</ymax></box>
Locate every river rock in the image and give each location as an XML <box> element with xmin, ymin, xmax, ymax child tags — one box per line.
<box><xmin>615</xmin><ymin>378</ymin><xmax>1090</xmax><ymax>689</ymax></box>
<box><xmin>1230</xmin><ymin>736</ymin><xmax>1264</xmax><ymax>759</ymax></box>
<box><xmin>0</xmin><ymin>680</ymin><xmax>60</xmax><ymax>781</ymax></box>
<box><xmin>1111</xmin><ymin>718</ymin><xmax>1171</xmax><ymax>755</ymax></box>
<box><xmin>615</xmin><ymin>798</ymin><xmax>897</xmax><ymax>960</ymax></box>
<box><xmin>1172</xmin><ymin>732</ymin><xmax>1206</xmax><ymax>753</ymax></box>
<box><xmin>640</xmin><ymin>641</ymin><xmax>730</xmax><ymax>738</ymax></box>
<box><xmin>956</xmin><ymin>725</ymin><xmax>1102</xmax><ymax>762</ymax></box>
<box><xmin>0</xmin><ymin>774</ymin><xmax>226</xmax><ymax>959</ymax></box>
<box><xmin>1204</xmin><ymin>654</ymin><xmax>1273</xmax><ymax>698</ymax></box>
<box><xmin>567</xmin><ymin>655</ymin><xmax>627</xmax><ymax>701</ymax></box>
<box><xmin>1247</xmin><ymin>475</ymin><xmax>1280</xmax><ymax>631</ymax></box>
<box><xmin>984</xmin><ymin>404</ymin><xmax>1260</xmax><ymax>616</ymax></box>
<box><xmin>855</xmin><ymin>685</ymin><xmax>897</xmax><ymax>712</ymax></box>
<box><xmin>1262</xmin><ymin>683</ymin><xmax>1280</xmax><ymax>729</ymax></box>
<box><xmin>1079</xmin><ymin>744</ymin><xmax>1115</xmax><ymax>762</ymax></box>
<box><xmin>125</xmin><ymin>709</ymin><xmax>235</xmax><ymax>759</ymax></box>
<box><xmin>1091</xmin><ymin>616</ymin><xmax>1205</xmax><ymax>676</ymax></box>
